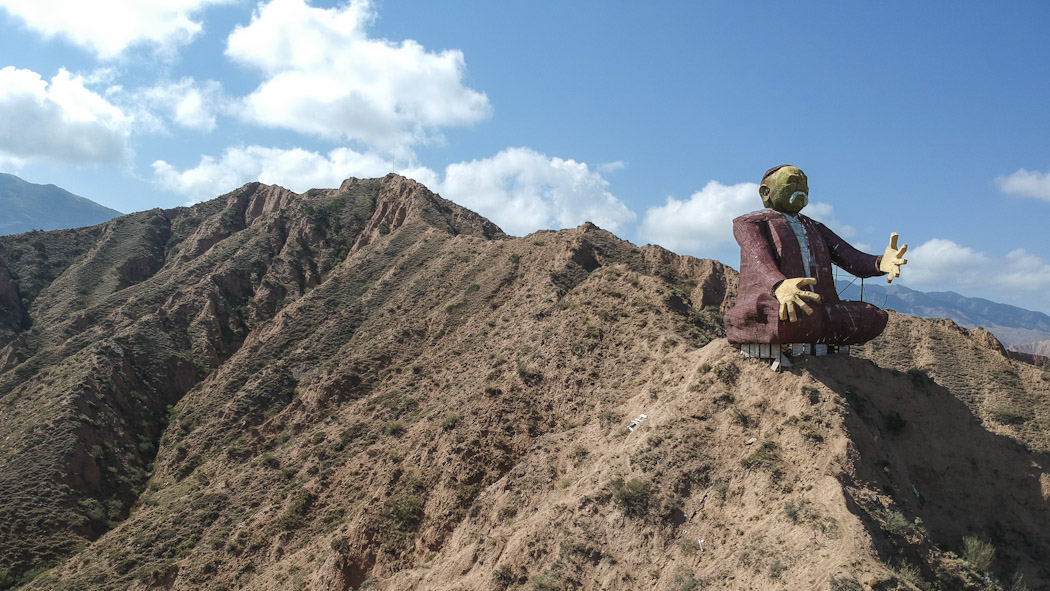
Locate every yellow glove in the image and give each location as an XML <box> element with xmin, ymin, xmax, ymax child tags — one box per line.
<box><xmin>774</xmin><ymin>277</ymin><xmax>821</xmax><ymax>323</ymax></box>
<box><xmin>879</xmin><ymin>232</ymin><xmax>908</xmax><ymax>283</ymax></box>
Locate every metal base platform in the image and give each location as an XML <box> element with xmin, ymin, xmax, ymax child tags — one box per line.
<box><xmin>738</xmin><ymin>343</ymin><xmax>849</xmax><ymax>371</ymax></box>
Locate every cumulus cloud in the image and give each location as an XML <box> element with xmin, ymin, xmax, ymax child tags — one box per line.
<box><xmin>0</xmin><ymin>0</ymin><xmax>230</xmax><ymax>59</ymax></box>
<box><xmin>639</xmin><ymin>181</ymin><xmax>863</xmax><ymax>259</ymax></box>
<box><xmin>994</xmin><ymin>249</ymin><xmax>1050</xmax><ymax>292</ymax></box>
<box><xmin>638</xmin><ymin>181</ymin><xmax>757</xmax><ymax>254</ymax></box>
<box><xmin>225</xmin><ymin>0</ymin><xmax>490</xmax><ymax>153</ymax></box>
<box><xmin>803</xmin><ymin>201</ymin><xmax>857</xmax><ymax>239</ymax></box>
<box><xmin>152</xmin><ymin>145</ymin><xmax>436</xmax><ymax>202</ymax></box>
<box><xmin>154</xmin><ymin>145</ymin><xmax>630</xmax><ymax>236</ymax></box>
<box><xmin>0</xmin><ymin>66</ymin><xmax>131</xmax><ymax>165</ymax></box>
<box><xmin>996</xmin><ymin>168</ymin><xmax>1050</xmax><ymax>201</ymax></box>
<box><xmin>903</xmin><ymin>238</ymin><xmax>992</xmax><ymax>288</ymax></box>
<box><xmin>903</xmin><ymin>239</ymin><xmax>1050</xmax><ymax>305</ymax></box>
<box><xmin>138</xmin><ymin>78</ymin><xmax>226</xmax><ymax>132</ymax></box>
<box><xmin>438</xmin><ymin>147</ymin><xmax>635</xmax><ymax>236</ymax></box>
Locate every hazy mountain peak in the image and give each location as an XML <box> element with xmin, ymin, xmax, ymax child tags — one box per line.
<box><xmin>0</xmin><ymin>173</ymin><xmax>122</xmax><ymax>236</ymax></box>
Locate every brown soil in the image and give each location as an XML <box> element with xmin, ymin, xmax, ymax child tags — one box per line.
<box><xmin>0</xmin><ymin>175</ymin><xmax>1047</xmax><ymax>591</ymax></box>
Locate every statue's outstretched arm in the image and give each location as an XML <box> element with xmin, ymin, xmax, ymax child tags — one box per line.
<box><xmin>817</xmin><ymin>221</ymin><xmax>883</xmax><ymax>279</ymax></box>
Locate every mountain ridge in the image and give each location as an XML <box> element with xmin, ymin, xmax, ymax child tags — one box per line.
<box><xmin>0</xmin><ymin>175</ymin><xmax>1048</xmax><ymax>590</ymax></box>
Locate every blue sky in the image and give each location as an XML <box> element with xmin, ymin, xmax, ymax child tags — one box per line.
<box><xmin>1</xmin><ymin>0</ymin><xmax>1049</xmax><ymax>313</ymax></box>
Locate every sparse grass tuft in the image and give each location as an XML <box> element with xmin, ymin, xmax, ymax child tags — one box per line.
<box><xmin>879</xmin><ymin>508</ymin><xmax>914</xmax><ymax>537</ymax></box>
<box><xmin>728</xmin><ymin>404</ymin><xmax>751</xmax><ymax>426</ymax></box>
<box><xmin>1009</xmin><ymin>573</ymin><xmax>1033</xmax><ymax>591</ymax></box>
<box><xmin>494</xmin><ymin>565</ymin><xmax>514</xmax><ymax>589</ymax></box>
<box><xmin>961</xmin><ymin>535</ymin><xmax>995</xmax><ymax>572</ymax></box>
<box><xmin>530</xmin><ymin>570</ymin><xmax>566</xmax><ymax>591</ymax></box>
<box><xmin>673</xmin><ymin>566</ymin><xmax>702</xmax><ymax>591</ymax></box>
<box><xmin>609</xmin><ymin>477</ymin><xmax>650</xmax><ymax>516</ymax></box>
<box><xmin>441</xmin><ymin>413</ymin><xmax>461</xmax><ymax>430</ymax></box>
<box><xmin>713</xmin><ymin>362</ymin><xmax>739</xmax><ymax>385</ymax></box>
<box><xmin>516</xmin><ymin>364</ymin><xmax>543</xmax><ymax>385</ymax></box>
<box><xmin>741</xmin><ymin>442</ymin><xmax>780</xmax><ymax>473</ymax></box>
<box><xmin>712</xmin><ymin>479</ymin><xmax>729</xmax><ymax>499</ymax></box>
<box><xmin>890</xmin><ymin>562</ymin><xmax>923</xmax><ymax>587</ymax></box>
<box><xmin>383</xmin><ymin>420</ymin><xmax>407</xmax><ymax>437</ymax></box>
<box><xmin>380</xmin><ymin>481</ymin><xmax>425</xmax><ymax>552</ymax></box>
<box><xmin>989</xmin><ymin>408</ymin><xmax>1026</xmax><ymax>425</ymax></box>
<box><xmin>829</xmin><ymin>576</ymin><xmax>863</xmax><ymax>591</ymax></box>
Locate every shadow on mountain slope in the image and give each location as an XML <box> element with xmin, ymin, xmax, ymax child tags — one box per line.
<box><xmin>805</xmin><ymin>354</ymin><xmax>1050</xmax><ymax>588</ymax></box>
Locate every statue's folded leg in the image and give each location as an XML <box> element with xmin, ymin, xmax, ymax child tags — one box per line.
<box><xmin>779</xmin><ymin>301</ymin><xmax>887</xmax><ymax>345</ymax></box>
<box><xmin>727</xmin><ymin>299</ymin><xmax>887</xmax><ymax>346</ymax></box>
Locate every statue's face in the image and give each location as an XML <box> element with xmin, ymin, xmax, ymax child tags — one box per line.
<box><xmin>760</xmin><ymin>166</ymin><xmax>809</xmax><ymax>214</ymax></box>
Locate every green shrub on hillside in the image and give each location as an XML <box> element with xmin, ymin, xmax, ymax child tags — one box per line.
<box><xmin>962</xmin><ymin>535</ymin><xmax>995</xmax><ymax>572</ymax></box>
<box><xmin>517</xmin><ymin>364</ymin><xmax>542</xmax><ymax>385</ymax></box>
<box><xmin>610</xmin><ymin>477</ymin><xmax>650</xmax><ymax>516</ymax></box>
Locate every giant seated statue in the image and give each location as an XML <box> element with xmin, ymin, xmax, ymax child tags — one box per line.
<box><xmin>724</xmin><ymin>165</ymin><xmax>907</xmax><ymax>348</ymax></box>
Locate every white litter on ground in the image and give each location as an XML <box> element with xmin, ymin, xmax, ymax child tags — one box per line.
<box><xmin>627</xmin><ymin>414</ymin><xmax>648</xmax><ymax>432</ymax></box>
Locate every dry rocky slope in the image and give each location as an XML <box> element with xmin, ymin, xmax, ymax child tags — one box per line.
<box><xmin>0</xmin><ymin>175</ymin><xmax>1048</xmax><ymax>591</ymax></box>
<box><xmin>1010</xmin><ymin>340</ymin><xmax>1050</xmax><ymax>359</ymax></box>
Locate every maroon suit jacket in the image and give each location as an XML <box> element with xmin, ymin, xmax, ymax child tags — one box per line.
<box><xmin>725</xmin><ymin>209</ymin><xmax>888</xmax><ymax>344</ymax></box>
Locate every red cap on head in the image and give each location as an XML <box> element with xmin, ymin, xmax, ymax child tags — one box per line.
<box><xmin>762</xmin><ymin>165</ymin><xmax>793</xmax><ymax>181</ymax></box>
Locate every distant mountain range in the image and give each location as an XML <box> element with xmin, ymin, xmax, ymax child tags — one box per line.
<box><xmin>836</xmin><ymin>279</ymin><xmax>1050</xmax><ymax>348</ymax></box>
<box><xmin>0</xmin><ymin>173</ymin><xmax>121</xmax><ymax>236</ymax></box>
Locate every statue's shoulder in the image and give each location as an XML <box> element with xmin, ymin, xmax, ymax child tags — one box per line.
<box><xmin>797</xmin><ymin>213</ymin><xmax>827</xmax><ymax>229</ymax></box>
<box><xmin>733</xmin><ymin>209</ymin><xmax>779</xmax><ymax>223</ymax></box>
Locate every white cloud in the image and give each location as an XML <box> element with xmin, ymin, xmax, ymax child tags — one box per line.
<box><xmin>904</xmin><ymin>238</ymin><xmax>992</xmax><ymax>288</ymax></box>
<box><xmin>139</xmin><ymin>78</ymin><xmax>226</xmax><ymax>132</ymax></box>
<box><xmin>900</xmin><ymin>238</ymin><xmax>1050</xmax><ymax>311</ymax></box>
<box><xmin>804</xmin><ymin>201</ymin><xmax>857</xmax><ymax>239</ymax></box>
<box><xmin>152</xmin><ymin>145</ymin><xmax>432</xmax><ymax>202</ymax></box>
<box><xmin>638</xmin><ymin>181</ymin><xmax>758</xmax><ymax>254</ymax></box>
<box><xmin>438</xmin><ymin>147</ymin><xmax>635</xmax><ymax>236</ymax></box>
<box><xmin>0</xmin><ymin>67</ymin><xmax>131</xmax><ymax>165</ymax></box>
<box><xmin>996</xmin><ymin>168</ymin><xmax>1050</xmax><ymax>200</ymax></box>
<box><xmin>0</xmin><ymin>0</ymin><xmax>230</xmax><ymax>59</ymax></box>
<box><xmin>639</xmin><ymin>183</ymin><xmax>867</xmax><ymax>260</ymax></box>
<box><xmin>225</xmin><ymin>0</ymin><xmax>490</xmax><ymax>153</ymax></box>
<box><xmin>998</xmin><ymin>248</ymin><xmax>1050</xmax><ymax>292</ymax></box>
<box><xmin>904</xmin><ymin>240</ymin><xmax>1050</xmax><ymax>301</ymax></box>
<box><xmin>154</xmin><ymin>145</ymin><xmax>630</xmax><ymax>236</ymax></box>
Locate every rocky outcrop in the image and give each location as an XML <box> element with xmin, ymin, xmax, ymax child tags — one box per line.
<box><xmin>0</xmin><ymin>262</ymin><xmax>25</xmax><ymax>336</ymax></box>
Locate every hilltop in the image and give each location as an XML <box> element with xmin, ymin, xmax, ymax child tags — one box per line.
<box><xmin>0</xmin><ymin>173</ymin><xmax>122</xmax><ymax>236</ymax></box>
<box><xmin>1</xmin><ymin>175</ymin><xmax>1048</xmax><ymax>590</ymax></box>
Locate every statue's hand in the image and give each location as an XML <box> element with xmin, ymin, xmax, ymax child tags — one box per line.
<box><xmin>879</xmin><ymin>232</ymin><xmax>908</xmax><ymax>283</ymax></box>
<box><xmin>774</xmin><ymin>277</ymin><xmax>822</xmax><ymax>323</ymax></box>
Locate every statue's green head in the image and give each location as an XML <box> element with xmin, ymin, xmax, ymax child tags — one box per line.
<box><xmin>759</xmin><ymin>165</ymin><xmax>808</xmax><ymax>214</ymax></box>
